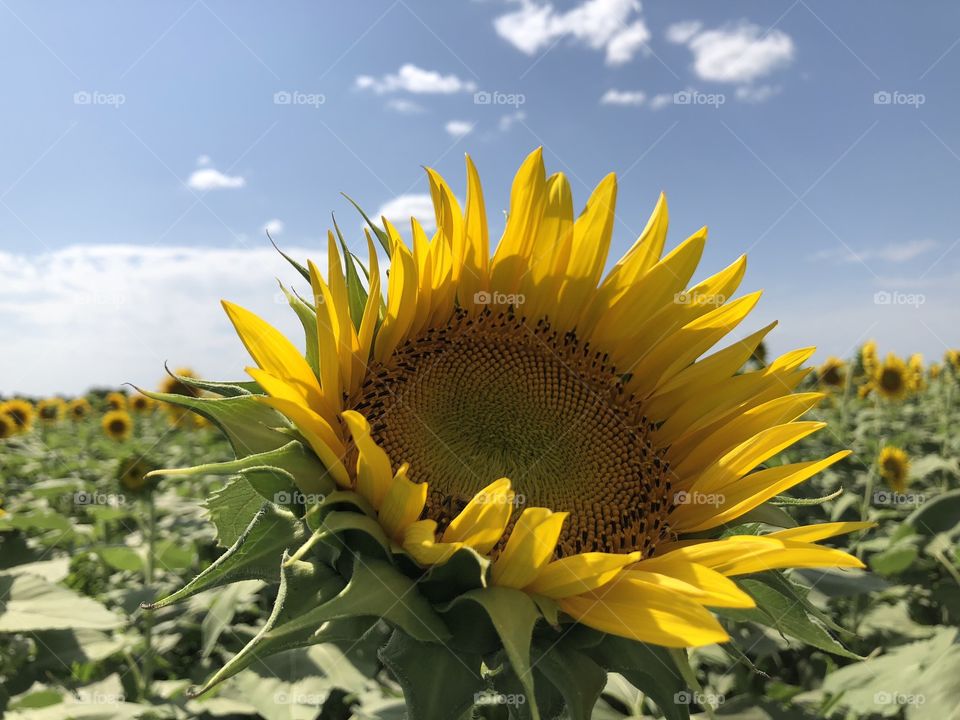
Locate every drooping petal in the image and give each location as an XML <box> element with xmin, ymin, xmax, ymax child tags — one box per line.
<box><xmin>341</xmin><ymin>410</ymin><xmax>394</xmax><ymax>509</ymax></box>
<box><xmin>525</xmin><ymin>552</ymin><xmax>639</xmax><ymax>599</ymax></box>
<box><xmin>441</xmin><ymin>478</ymin><xmax>514</xmax><ymax>554</ymax></box>
<box><xmin>378</xmin><ymin>464</ymin><xmax>427</xmax><ymax>542</ymax></box>
<box><xmin>403</xmin><ymin>519</ymin><xmax>463</xmax><ymax>565</ymax></box>
<box><xmin>491</xmin><ymin>508</ymin><xmax>567</xmax><ymax>589</ymax></box>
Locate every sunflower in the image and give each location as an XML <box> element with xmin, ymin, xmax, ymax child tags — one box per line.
<box><xmin>878</xmin><ymin>446</ymin><xmax>910</xmax><ymax>493</ymax></box>
<box><xmin>117</xmin><ymin>456</ymin><xmax>157</xmax><ymax>496</ymax></box>
<box><xmin>930</xmin><ymin>363</ymin><xmax>942</xmax><ymax>380</ymax></box>
<box><xmin>860</xmin><ymin>339</ymin><xmax>878</xmax><ymax>376</ymax></box>
<box><xmin>907</xmin><ymin>353</ymin><xmax>925</xmax><ymax>392</ymax></box>
<box><xmin>0</xmin><ymin>411</ymin><xmax>17</xmax><ymax>440</ymax></box>
<box><xmin>817</xmin><ymin>356</ymin><xmax>845</xmax><ymax>389</ymax></box>
<box><xmin>105</xmin><ymin>391</ymin><xmax>127</xmax><ymax>411</ymax></box>
<box><xmin>36</xmin><ymin>398</ymin><xmax>66</xmax><ymax>423</ymax></box>
<box><xmin>68</xmin><ymin>398</ymin><xmax>92</xmax><ymax>420</ymax></box>
<box><xmin>2</xmin><ymin>399</ymin><xmax>34</xmax><ymax>433</ymax></box>
<box><xmin>152</xmin><ymin>150</ymin><xmax>871</xmax><ymax>713</ymax></box>
<box><xmin>867</xmin><ymin>353</ymin><xmax>911</xmax><ymax>401</ymax></box>
<box><xmin>129</xmin><ymin>394</ymin><xmax>155</xmax><ymax>413</ymax></box>
<box><xmin>946</xmin><ymin>349</ymin><xmax>960</xmax><ymax>373</ymax></box>
<box><xmin>102</xmin><ymin>410</ymin><xmax>133</xmax><ymax>441</ymax></box>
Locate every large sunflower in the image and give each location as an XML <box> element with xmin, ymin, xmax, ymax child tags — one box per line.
<box><xmin>151</xmin><ymin>150</ymin><xmax>871</xmax><ymax>716</ymax></box>
<box><xmin>0</xmin><ymin>411</ymin><xmax>17</xmax><ymax>440</ymax></box>
<box><xmin>102</xmin><ymin>410</ymin><xmax>133</xmax><ymax>441</ymax></box>
<box><xmin>867</xmin><ymin>353</ymin><xmax>911</xmax><ymax>401</ymax></box>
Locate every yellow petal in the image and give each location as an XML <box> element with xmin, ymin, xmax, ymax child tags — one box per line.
<box><xmin>378</xmin><ymin>464</ymin><xmax>426</xmax><ymax>542</ymax></box>
<box><xmin>374</xmin><ymin>223</ymin><xmax>419</xmax><ymax>362</ymax></box>
<box><xmin>425</xmin><ymin>166</ymin><xmax>464</xmax><ymax>284</ymax></box>
<box><xmin>491</xmin><ymin>508</ymin><xmax>567</xmax><ymax>589</ymax></box>
<box><xmin>767</xmin><ymin>521</ymin><xmax>875</xmax><ymax>543</ymax></box>
<box><xmin>560</xmin><ymin>579</ymin><xmax>729</xmax><ymax>647</ymax></box>
<box><xmin>222</xmin><ymin>301</ymin><xmax>323</xmax><ymax>409</ymax></box>
<box><xmin>341</xmin><ymin>410</ymin><xmax>393</xmax><ymax>509</ymax></box>
<box><xmin>441</xmin><ymin>478</ymin><xmax>514</xmax><ymax>554</ymax></box>
<box><xmin>326</xmin><ymin>232</ymin><xmax>358</xmax><ymax>393</ymax></box>
<box><xmin>459</xmin><ymin>154</ymin><xmax>490</xmax><ymax>314</ymax></box>
<box><xmin>307</xmin><ymin>260</ymin><xmax>343</xmax><ymax>413</ymax></box>
<box><xmin>522</xmin><ymin>172</ymin><xmax>574</xmax><ymax>321</ymax></box>
<box><xmin>408</xmin><ymin>218</ymin><xmax>435</xmax><ymax>336</ymax></box>
<box><xmin>256</xmin><ymin>396</ymin><xmax>349</xmax><ymax>488</ymax></box>
<box><xmin>623</xmin><ymin>560</ymin><xmax>755</xmax><ymax>608</ymax></box>
<box><xmin>526</xmin><ymin>551</ymin><xmax>638</xmax><ymax>599</ymax></box>
<box><xmin>490</xmin><ymin>147</ymin><xmax>547</xmax><ymax>294</ymax></box>
<box><xmin>403</xmin><ymin>519</ymin><xmax>463</xmax><ymax>566</ymax></box>
<box><xmin>353</xmin><ymin>232</ymin><xmax>381</xmax><ymax>393</ymax></box>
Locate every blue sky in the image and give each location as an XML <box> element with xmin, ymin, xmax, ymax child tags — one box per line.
<box><xmin>2</xmin><ymin>0</ymin><xmax>959</xmax><ymax>395</ymax></box>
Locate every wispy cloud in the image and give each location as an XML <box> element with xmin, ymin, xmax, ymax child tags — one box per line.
<box><xmin>667</xmin><ymin>20</ymin><xmax>794</xmax><ymax>85</ymax></box>
<box><xmin>445</xmin><ymin>120</ymin><xmax>475</xmax><ymax>137</ymax></box>
<box><xmin>187</xmin><ymin>167</ymin><xmax>245</xmax><ymax>191</ymax></box>
<box><xmin>499</xmin><ymin>110</ymin><xmax>527</xmax><ymax>132</ymax></box>
<box><xmin>494</xmin><ymin>0</ymin><xmax>650</xmax><ymax>66</ymax></box>
<box><xmin>376</xmin><ymin>194</ymin><xmax>437</xmax><ymax>232</ymax></box>
<box><xmin>386</xmin><ymin>98</ymin><xmax>426</xmax><ymax>114</ymax></box>
<box><xmin>356</xmin><ymin>64</ymin><xmax>477</xmax><ymax>94</ymax></box>
<box><xmin>263</xmin><ymin>218</ymin><xmax>284</xmax><ymax>236</ymax></box>
<box><xmin>810</xmin><ymin>239</ymin><xmax>940</xmax><ymax>264</ymax></box>
<box><xmin>600</xmin><ymin>89</ymin><xmax>646</xmax><ymax>106</ymax></box>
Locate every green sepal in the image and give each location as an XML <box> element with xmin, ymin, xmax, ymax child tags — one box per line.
<box><xmin>379</xmin><ymin>628</ymin><xmax>485</xmax><ymax>720</ymax></box>
<box><xmin>581</xmin><ymin>633</ymin><xmax>690</xmax><ymax>720</ymax></box>
<box><xmin>160</xmin><ymin>365</ymin><xmax>260</xmax><ymax>397</ymax></box>
<box><xmin>279</xmin><ymin>282</ymin><xmax>321</xmax><ymax>379</ymax></box>
<box><xmin>532</xmin><ymin>643</ymin><xmax>607</xmax><ymax>720</ymax></box>
<box><xmin>771</xmin><ymin>488</ymin><xmax>844</xmax><ymax>506</ymax></box>
<box><xmin>304</xmin><ymin>490</ymin><xmax>376</xmax><ymax>530</ymax></box>
<box><xmin>137</xmin><ymin>389</ymin><xmax>292</xmax><ymax>458</ymax></box>
<box><xmin>719</xmin><ymin>578</ymin><xmax>862</xmax><ymax>659</ymax></box>
<box><xmin>148</xmin><ymin>441</ymin><xmax>333</xmax><ymax>499</ymax></box>
<box><xmin>442</xmin><ymin>587</ymin><xmax>543</xmax><ymax>720</ymax></box>
<box><xmin>306</xmin><ymin>509</ymin><xmax>392</xmax><ymax>562</ymax></box>
<box><xmin>342</xmin><ymin>192</ymin><xmax>392</xmax><ymax>255</ymax></box>
<box><xmin>144</xmin><ymin>502</ymin><xmax>305</xmax><ymax>610</ymax></box>
<box><xmin>418</xmin><ymin>546</ymin><xmax>489</xmax><ymax>604</ymax></box>
<box><xmin>188</xmin><ymin>556</ymin><xmax>344</xmax><ymax>696</ymax></box>
<box><xmin>270</xmin><ymin>234</ymin><xmax>312</xmax><ymax>282</ymax></box>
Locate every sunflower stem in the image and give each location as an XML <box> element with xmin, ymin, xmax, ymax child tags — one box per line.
<box><xmin>140</xmin><ymin>495</ymin><xmax>157</xmax><ymax>700</ymax></box>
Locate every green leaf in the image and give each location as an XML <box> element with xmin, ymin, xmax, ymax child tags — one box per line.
<box><xmin>96</xmin><ymin>546</ymin><xmax>144</xmax><ymax>573</ymax></box>
<box><xmin>444</xmin><ymin>587</ymin><xmax>543</xmax><ymax>720</ymax></box>
<box><xmin>721</xmin><ymin>579</ymin><xmax>860</xmax><ymax>659</ymax></box>
<box><xmin>906</xmin><ymin>489</ymin><xmax>960</xmax><ymax>536</ymax></box>
<box><xmin>584</xmin><ymin>633</ymin><xmax>689</xmax><ymax>720</ymax></box>
<box><xmin>379</xmin><ymin>628</ymin><xmax>485</xmax><ymax>720</ymax></box>
<box><xmin>870</xmin><ymin>544</ymin><xmax>919</xmax><ymax>576</ymax></box>
<box><xmin>146</xmin><ymin>502</ymin><xmax>305</xmax><ymax>609</ymax></box>
<box><xmin>205</xmin><ymin>476</ymin><xmax>267</xmax><ymax>547</ymax></box>
<box><xmin>533</xmin><ymin>644</ymin><xmax>606</xmax><ymax>720</ymax></box>
<box><xmin>159</xmin><ymin>367</ymin><xmax>260</xmax><ymax>398</ymax></box>
<box><xmin>0</xmin><ymin>573</ymin><xmax>125</xmax><ymax>632</ymax></box>
<box><xmin>137</xmin><ymin>390</ymin><xmax>292</xmax><ymax>458</ymax></box>
<box><xmin>269</xmin><ymin>234</ymin><xmax>312</xmax><ymax>282</ymax></box>
<box><xmin>155</xmin><ymin>538</ymin><xmax>196</xmax><ymax>570</ymax></box>
<box><xmin>201</xmin><ymin>579</ymin><xmax>264</xmax><ymax>659</ymax></box>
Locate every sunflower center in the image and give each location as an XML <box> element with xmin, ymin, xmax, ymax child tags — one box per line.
<box><xmin>350</xmin><ymin>308</ymin><xmax>672</xmax><ymax>557</ymax></box>
<box><xmin>108</xmin><ymin>419</ymin><xmax>127</xmax><ymax>435</ymax></box>
<box><xmin>880</xmin><ymin>368</ymin><xmax>903</xmax><ymax>393</ymax></box>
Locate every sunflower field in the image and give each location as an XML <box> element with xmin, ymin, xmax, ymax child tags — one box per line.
<box><xmin>3</xmin><ymin>156</ymin><xmax>960</xmax><ymax>720</ymax></box>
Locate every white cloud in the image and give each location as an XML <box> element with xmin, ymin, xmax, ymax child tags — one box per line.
<box><xmin>810</xmin><ymin>239</ymin><xmax>940</xmax><ymax>264</ymax></box>
<box><xmin>600</xmin><ymin>89</ymin><xmax>645</xmax><ymax>106</ymax></box>
<box><xmin>445</xmin><ymin>120</ymin><xmax>475</xmax><ymax>137</ymax></box>
<box><xmin>494</xmin><ymin>0</ymin><xmax>650</xmax><ymax>66</ymax></box>
<box><xmin>648</xmin><ymin>93</ymin><xmax>673</xmax><ymax>110</ymax></box>
<box><xmin>386</xmin><ymin>98</ymin><xmax>425</xmax><ymax>114</ymax></box>
<box><xmin>735</xmin><ymin>84</ymin><xmax>781</xmax><ymax>103</ymax></box>
<box><xmin>376</xmin><ymin>194</ymin><xmax>436</xmax><ymax>233</ymax></box>
<box><xmin>196</xmin><ymin>154</ymin><xmax>211</xmax><ymax>166</ymax></box>
<box><xmin>665</xmin><ymin>20</ymin><xmax>702</xmax><ymax>44</ymax></box>
<box><xmin>263</xmin><ymin>218</ymin><xmax>284</xmax><ymax>236</ymax></box>
<box><xmin>187</xmin><ymin>168</ymin><xmax>246</xmax><ymax>191</ymax></box>
<box><xmin>499</xmin><ymin>110</ymin><xmax>527</xmax><ymax>132</ymax></box>
<box><xmin>0</xmin><ymin>244</ymin><xmax>326</xmax><ymax>395</ymax></box>
<box><xmin>669</xmin><ymin>21</ymin><xmax>794</xmax><ymax>84</ymax></box>
<box><xmin>356</xmin><ymin>64</ymin><xmax>477</xmax><ymax>94</ymax></box>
